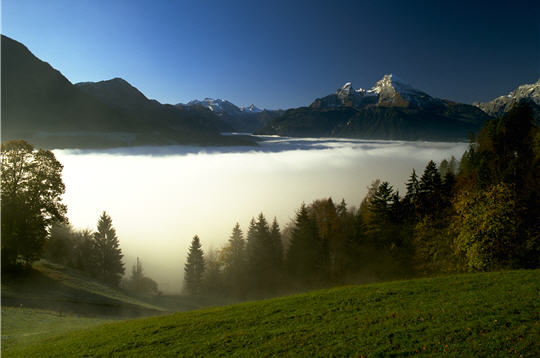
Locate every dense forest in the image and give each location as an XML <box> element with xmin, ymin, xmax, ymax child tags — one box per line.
<box><xmin>2</xmin><ymin>103</ymin><xmax>539</xmax><ymax>300</ymax></box>
<box><xmin>185</xmin><ymin>102</ymin><xmax>540</xmax><ymax>298</ymax></box>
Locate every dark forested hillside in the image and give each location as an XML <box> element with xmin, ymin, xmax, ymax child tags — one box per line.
<box><xmin>257</xmin><ymin>105</ymin><xmax>489</xmax><ymax>141</ymax></box>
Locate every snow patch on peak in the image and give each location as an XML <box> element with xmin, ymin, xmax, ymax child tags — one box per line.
<box><xmin>370</xmin><ymin>73</ymin><xmax>413</xmax><ymax>94</ymax></box>
<box><xmin>240</xmin><ymin>104</ymin><xmax>263</xmax><ymax>113</ymax></box>
<box><xmin>338</xmin><ymin>82</ymin><xmax>353</xmax><ymax>95</ymax></box>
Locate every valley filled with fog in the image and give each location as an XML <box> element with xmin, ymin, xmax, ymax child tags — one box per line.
<box><xmin>54</xmin><ymin>136</ymin><xmax>468</xmax><ymax>293</ymax></box>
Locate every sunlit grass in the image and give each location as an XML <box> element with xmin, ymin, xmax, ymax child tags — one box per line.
<box><xmin>4</xmin><ymin>269</ymin><xmax>539</xmax><ymax>357</ymax></box>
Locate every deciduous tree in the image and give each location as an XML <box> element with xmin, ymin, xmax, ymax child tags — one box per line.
<box><xmin>1</xmin><ymin>140</ymin><xmax>66</xmax><ymax>268</ymax></box>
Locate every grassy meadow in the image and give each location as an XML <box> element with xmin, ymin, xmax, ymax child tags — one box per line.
<box><xmin>3</xmin><ymin>269</ymin><xmax>538</xmax><ymax>357</ymax></box>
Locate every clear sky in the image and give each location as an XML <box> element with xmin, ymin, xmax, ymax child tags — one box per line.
<box><xmin>2</xmin><ymin>0</ymin><xmax>539</xmax><ymax>109</ymax></box>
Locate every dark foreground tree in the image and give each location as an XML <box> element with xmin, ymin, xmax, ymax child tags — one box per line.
<box><xmin>93</xmin><ymin>211</ymin><xmax>124</xmax><ymax>286</ymax></box>
<box><xmin>184</xmin><ymin>235</ymin><xmax>205</xmax><ymax>295</ymax></box>
<box><xmin>1</xmin><ymin>140</ymin><xmax>67</xmax><ymax>269</ymax></box>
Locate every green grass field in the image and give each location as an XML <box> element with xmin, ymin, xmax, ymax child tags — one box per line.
<box><xmin>1</xmin><ymin>307</ymin><xmax>113</xmax><ymax>351</ymax></box>
<box><xmin>3</xmin><ymin>269</ymin><xmax>538</xmax><ymax>357</ymax></box>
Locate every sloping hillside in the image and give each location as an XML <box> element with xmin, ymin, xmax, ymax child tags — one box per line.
<box><xmin>0</xmin><ymin>35</ymin><xmax>254</xmax><ymax>148</ymax></box>
<box><xmin>1</xmin><ymin>260</ymin><xmax>166</xmax><ymax>317</ymax></box>
<box><xmin>4</xmin><ymin>269</ymin><xmax>539</xmax><ymax>357</ymax></box>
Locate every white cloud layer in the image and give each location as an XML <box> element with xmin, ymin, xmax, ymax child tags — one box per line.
<box><xmin>54</xmin><ymin>137</ymin><xmax>468</xmax><ymax>292</ymax></box>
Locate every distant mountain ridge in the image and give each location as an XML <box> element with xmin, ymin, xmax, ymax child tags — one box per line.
<box><xmin>178</xmin><ymin>98</ymin><xmax>283</xmax><ymax>133</ymax></box>
<box><xmin>75</xmin><ymin>79</ymin><xmax>234</xmax><ymax>134</ymax></box>
<box><xmin>183</xmin><ymin>98</ymin><xmax>262</xmax><ymax>114</ymax></box>
<box><xmin>1</xmin><ymin>35</ymin><xmax>254</xmax><ymax>149</ymax></box>
<box><xmin>473</xmin><ymin>79</ymin><xmax>540</xmax><ymax>119</ymax></box>
<box><xmin>257</xmin><ymin>74</ymin><xmax>492</xmax><ymax>141</ymax></box>
<box><xmin>2</xmin><ymin>34</ymin><xmax>537</xmax><ymax>146</ymax></box>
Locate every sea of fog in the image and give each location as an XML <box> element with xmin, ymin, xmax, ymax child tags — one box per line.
<box><xmin>54</xmin><ymin>136</ymin><xmax>468</xmax><ymax>293</ymax></box>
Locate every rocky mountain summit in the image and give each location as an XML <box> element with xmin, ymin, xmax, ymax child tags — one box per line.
<box><xmin>474</xmin><ymin>79</ymin><xmax>540</xmax><ymax>118</ymax></box>
<box><xmin>257</xmin><ymin>74</ymin><xmax>491</xmax><ymax>141</ymax></box>
<box><xmin>311</xmin><ymin>74</ymin><xmax>442</xmax><ymax>110</ymax></box>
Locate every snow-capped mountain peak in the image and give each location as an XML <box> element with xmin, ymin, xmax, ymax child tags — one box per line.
<box><xmin>474</xmin><ymin>78</ymin><xmax>540</xmax><ymax>117</ymax></box>
<box><xmin>368</xmin><ymin>74</ymin><xmax>435</xmax><ymax>108</ymax></box>
<box><xmin>337</xmin><ymin>82</ymin><xmax>353</xmax><ymax>98</ymax></box>
<box><xmin>183</xmin><ymin>98</ymin><xmax>265</xmax><ymax>115</ymax></box>
<box><xmin>369</xmin><ymin>74</ymin><xmax>415</xmax><ymax>95</ymax></box>
<box><xmin>311</xmin><ymin>74</ymin><xmax>439</xmax><ymax>109</ymax></box>
<box><xmin>240</xmin><ymin>104</ymin><xmax>263</xmax><ymax>113</ymax></box>
<box><xmin>185</xmin><ymin>98</ymin><xmax>236</xmax><ymax>113</ymax></box>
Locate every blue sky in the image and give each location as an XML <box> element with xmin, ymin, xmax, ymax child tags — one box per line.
<box><xmin>2</xmin><ymin>0</ymin><xmax>539</xmax><ymax>109</ymax></box>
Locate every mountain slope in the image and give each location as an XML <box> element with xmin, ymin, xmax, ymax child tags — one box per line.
<box><xmin>179</xmin><ymin>98</ymin><xmax>283</xmax><ymax>133</ymax></box>
<box><xmin>259</xmin><ymin>75</ymin><xmax>491</xmax><ymax>141</ymax></box>
<box><xmin>75</xmin><ymin>79</ymin><xmax>233</xmax><ymax>134</ymax></box>
<box><xmin>1</xmin><ymin>35</ymin><xmax>253</xmax><ymax>148</ymax></box>
<box><xmin>5</xmin><ymin>269</ymin><xmax>538</xmax><ymax>357</ymax></box>
<box><xmin>474</xmin><ymin>79</ymin><xmax>540</xmax><ymax>119</ymax></box>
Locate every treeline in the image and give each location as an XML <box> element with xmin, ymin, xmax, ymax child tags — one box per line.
<box><xmin>43</xmin><ymin>212</ymin><xmax>125</xmax><ymax>286</ymax></box>
<box><xmin>0</xmin><ymin>141</ymin><xmax>157</xmax><ymax>292</ymax></box>
<box><xmin>2</xmin><ymin>103</ymin><xmax>538</xmax><ymax>300</ymax></box>
<box><xmin>44</xmin><ymin>216</ymin><xmax>158</xmax><ymax>293</ymax></box>
<box><xmin>184</xmin><ymin>103</ymin><xmax>540</xmax><ymax>298</ymax></box>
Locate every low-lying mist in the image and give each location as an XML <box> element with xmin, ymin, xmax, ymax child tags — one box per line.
<box><xmin>53</xmin><ymin>137</ymin><xmax>468</xmax><ymax>293</ymax></box>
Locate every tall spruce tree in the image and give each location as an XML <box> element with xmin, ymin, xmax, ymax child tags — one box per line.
<box><xmin>246</xmin><ymin>213</ymin><xmax>276</xmax><ymax>295</ymax></box>
<box><xmin>184</xmin><ymin>235</ymin><xmax>205</xmax><ymax>295</ymax></box>
<box><xmin>223</xmin><ymin>223</ymin><xmax>246</xmax><ymax>297</ymax></box>
<box><xmin>93</xmin><ymin>211</ymin><xmax>124</xmax><ymax>286</ymax></box>
<box><xmin>417</xmin><ymin>161</ymin><xmax>443</xmax><ymax>217</ymax></box>
<box><xmin>286</xmin><ymin>204</ymin><xmax>323</xmax><ymax>286</ymax></box>
<box><xmin>270</xmin><ymin>217</ymin><xmax>283</xmax><ymax>269</ymax></box>
<box><xmin>405</xmin><ymin>169</ymin><xmax>419</xmax><ymax>204</ymax></box>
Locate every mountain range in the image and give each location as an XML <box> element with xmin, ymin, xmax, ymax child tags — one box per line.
<box><xmin>0</xmin><ymin>35</ymin><xmax>254</xmax><ymax>149</ymax></box>
<box><xmin>1</xmin><ymin>34</ymin><xmax>538</xmax><ymax>148</ymax></box>
<box><xmin>255</xmin><ymin>75</ymin><xmax>494</xmax><ymax>141</ymax></box>
<box><xmin>473</xmin><ymin>79</ymin><xmax>540</xmax><ymax>119</ymax></box>
<box><xmin>177</xmin><ymin>98</ymin><xmax>283</xmax><ymax>133</ymax></box>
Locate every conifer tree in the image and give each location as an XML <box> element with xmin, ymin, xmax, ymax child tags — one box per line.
<box><xmin>125</xmin><ymin>257</ymin><xmax>159</xmax><ymax>294</ymax></box>
<box><xmin>202</xmin><ymin>248</ymin><xmax>223</xmax><ymax>295</ymax></box>
<box><xmin>93</xmin><ymin>211</ymin><xmax>124</xmax><ymax>286</ymax></box>
<box><xmin>286</xmin><ymin>204</ymin><xmax>323</xmax><ymax>285</ymax></box>
<box><xmin>405</xmin><ymin>169</ymin><xmax>419</xmax><ymax>204</ymax></box>
<box><xmin>246</xmin><ymin>213</ymin><xmax>276</xmax><ymax>294</ymax></box>
<box><xmin>417</xmin><ymin>161</ymin><xmax>443</xmax><ymax>217</ymax></box>
<box><xmin>270</xmin><ymin>217</ymin><xmax>283</xmax><ymax>269</ymax></box>
<box><xmin>130</xmin><ymin>257</ymin><xmax>144</xmax><ymax>292</ymax></box>
<box><xmin>184</xmin><ymin>235</ymin><xmax>205</xmax><ymax>295</ymax></box>
<box><xmin>223</xmin><ymin>223</ymin><xmax>246</xmax><ymax>296</ymax></box>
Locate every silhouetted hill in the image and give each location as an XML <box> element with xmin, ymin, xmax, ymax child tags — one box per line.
<box><xmin>1</xmin><ymin>35</ymin><xmax>253</xmax><ymax>148</ymax></box>
<box><xmin>75</xmin><ymin>78</ymin><xmax>233</xmax><ymax>134</ymax></box>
